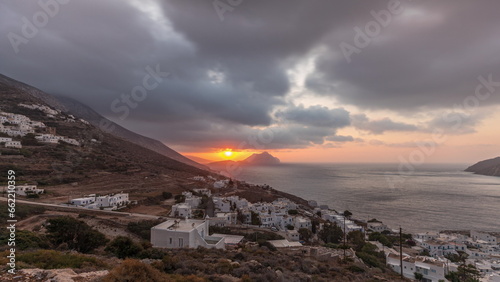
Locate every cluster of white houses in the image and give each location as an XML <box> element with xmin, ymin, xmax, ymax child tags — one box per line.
<box><xmin>69</xmin><ymin>193</ymin><xmax>130</xmax><ymax>210</ymax></box>
<box><xmin>166</xmin><ymin>190</ymin><xmax>367</xmax><ymax>245</ymax></box>
<box><xmin>384</xmin><ymin>230</ymin><xmax>500</xmax><ymax>281</ymax></box>
<box><xmin>0</xmin><ymin>105</ymin><xmax>81</xmax><ymax>147</ymax></box>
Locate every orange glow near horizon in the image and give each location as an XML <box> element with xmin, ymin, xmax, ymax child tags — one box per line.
<box><xmin>181</xmin><ymin>110</ymin><xmax>500</xmax><ymax>165</ymax></box>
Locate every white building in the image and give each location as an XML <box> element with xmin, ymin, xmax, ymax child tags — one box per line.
<box><xmin>193</xmin><ymin>188</ymin><xmax>211</xmax><ymax>197</ymax></box>
<box><xmin>71</xmin><ymin>197</ymin><xmax>95</xmax><ymax>206</ymax></box>
<box><xmin>386</xmin><ymin>254</ymin><xmax>457</xmax><ymax>282</ymax></box>
<box><xmin>35</xmin><ymin>134</ymin><xmax>60</xmax><ymax>144</ymax></box>
<box><xmin>287</xmin><ymin>229</ymin><xmax>300</xmax><ymax>242</ymax></box>
<box><xmin>0</xmin><ymin>137</ymin><xmax>12</xmax><ymax>143</ymax></box>
<box><xmin>151</xmin><ymin>219</ymin><xmax>224</xmax><ymax>249</ymax></box>
<box><xmin>294</xmin><ymin>216</ymin><xmax>312</xmax><ymax>230</ymax></box>
<box><xmin>213</xmin><ymin>197</ymin><xmax>231</xmax><ymax>212</ymax></box>
<box><xmin>170</xmin><ymin>204</ymin><xmax>192</xmax><ymax>218</ymax></box>
<box><xmin>95</xmin><ymin>193</ymin><xmax>129</xmax><ymax>208</ymax></box>
<box><xmin>5</xmin><ymin>141</ymin><xmax>22</xmax><ymax>148</ymax></box>
<box><xmin>213</xmin><ymin>180</ymin><xmax>228</xmax><ymax>189</ymax></box>
<box><xmin>1</xmin><ymin>185</ymin><xmax>44</xmax><ymax>196</ymax></box>
<box><xmin>185</xmin><ymin>195</ymin><xmax>202</xmax><ymax>208</ymax></box>
<box><xmin>472</xmin><ymin>231</ymin><xmax>498</xmax><ymax>245</ymax></box>
<box><xmin>367</xmin><ymin>221</ymin><xmax>390</xmax><ymax>233</ymax></box>
<box><xmin>208</xmin><ymin>212</ymin><xmax>237</xmax><ymax>227</ymax></box>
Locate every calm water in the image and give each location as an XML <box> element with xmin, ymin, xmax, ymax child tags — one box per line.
<box><xmin>235</xmin><ymin>163</ymin><xmax>500</xmax><ymax>233</ymax></box>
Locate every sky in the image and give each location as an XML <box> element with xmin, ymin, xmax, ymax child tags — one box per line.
<box><xmin>1</xmin><ymin>0</ymin><xmax>500</xmax><ymax>163</ymax></box>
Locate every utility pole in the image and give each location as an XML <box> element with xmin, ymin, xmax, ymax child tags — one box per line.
<box><xmin>343</xmin><ymin>216</ymin><xmax>346</xmax><ymax>261</ymax></box>
<box><xmin>400</xmin><ymin>227</ymin><xmax>403</xmax><ymax>279</ymax></box>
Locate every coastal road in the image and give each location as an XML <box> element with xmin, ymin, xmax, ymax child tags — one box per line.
<box><xmin>0</xmin><ymin>197</ymin><xmax>162</xmax><ymax>219</ymax></box>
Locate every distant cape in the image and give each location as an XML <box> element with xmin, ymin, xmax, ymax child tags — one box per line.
<box><xmin>465</xmin><ymin>157</ymin><xmax>500</xmax><ymax>177</ymax></box>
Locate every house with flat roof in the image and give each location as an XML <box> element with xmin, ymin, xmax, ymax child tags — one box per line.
<box><xmin>151</xmin><ymin>219</ymin><xmax>224</xmax><ymax>249</ymax></box>
<box><xmin>170</xmin><ymin>204</ymin><xmax>192</xmax><ymax>218</ymax></box>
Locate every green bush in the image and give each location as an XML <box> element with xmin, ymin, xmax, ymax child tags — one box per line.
<box><xmin>244</xmin><ymin>232</ymin><xmax>283</xmax><ymax>242</ymax></box>
<box><xmin>162</xmin><ymin>192</ymin><xmax>173</xmax><ymax>199</ymax></box>
<box><xmin>347</xmin><ymin>265</ymin><xmax>365</xmax><ymax>273</ymax></box>
<box><xmin>105</xmin><ymin>236</ymin><xmax>143</xmax><ymax>259</ymax></box>
<box><xmin>45</xmin><ymin>216</ymin><xmax>108</xmax><ymax>253</ymax></box>
<box><xmin>127</xmin><ymin>220</ymin><xmax>162</xmax><ymax>240</ymax></box>
<box><xmin>0</xmin><ymin>230</ymin><xmax>49</xmax><ymax>250</ymax></box>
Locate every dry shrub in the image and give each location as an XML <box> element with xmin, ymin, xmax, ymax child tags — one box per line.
<box><xmin>102</xmin><ymin>259</ymin><xmax>169</xmax><ymax>282</ymax></box>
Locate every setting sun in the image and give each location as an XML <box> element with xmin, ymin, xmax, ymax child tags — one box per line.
<box><xmin>224</xmin><ymin>150</ymin><xmax>233</xmax><ymax>157</ymax></box>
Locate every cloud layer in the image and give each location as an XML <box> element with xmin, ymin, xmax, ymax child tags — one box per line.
<box><xmin>1</xmin><ymin>0</ymin><xmax>499</xmax><ymax>151</ymax></box>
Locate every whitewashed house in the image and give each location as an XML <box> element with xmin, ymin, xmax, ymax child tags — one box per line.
<box><xmin>170</xmin><ymin>204</ymin><xmax>192</xmax><ymax>218</ymax></box>
<box><xmin>213</xmin><ymin>180</ymin><xmax>228</xmax><ymax>189</ymax></box>
<box><xmin>1</xmin><ymin>185</ymin><xmax>44</xmax><ymax>196</ymax></box>
<box><xmin>71</xmin><ymin>197</ymin><xmax>95</xmax><ymax>206</ymax></box>
<box><xmin>472</xmin><ymin>231</ymin><xmax>498</xmax><ymax>244</ymax></box>
<box><xmin>287</xmin><ymin>229</ymin><xmax>300</xmax><ymax>242</ymax></box>
<box><xmin>185</xmin><ymin>195</ymin><xmax>202</xmax><ymax>208</ymax></box>
<box><xmin>0</xmin><ymin>137</ymin><xmax>12</xmax><ymax>143</ymax></box>
<box><xmin>193</xmin><ymin>188</ymin><xmax>211</xmax><ymax>197</ymax></box>
<box><xmin>386</xmin><ymin>254</ymin><xmax>456</xmax><ymax>282</ymax></box>
<box><xmin>208</xmin><ymin>212</ymin><xmax>237</xmax><ymax>227</ymax></box>
<box><xmin>151</xmin><ymin>219</ymin><xmax>224</xmax><ymax>249</ymax></box>
<box><xmin>294</xmin><ymin>216</ymin><xmax>312</xmax><ymax>230</ymax></box>
<box><xmin>5</xmin><ymin>141</ymin><xmax>22</xmax><ymax>148</ymax></box>
<box><xmin>95</xmin><ymin>193</ymin><xmax>129</xmax><ymax>208</ymax></box>
<box><xmin>367</xmin><ymin>221</ymin><xmax>390</xmax><ymax>233</ymax></box>
<box><xmin>213</xmin><ymin>197</ymin><xmax>231</xmax><ymax>212</ymax></box>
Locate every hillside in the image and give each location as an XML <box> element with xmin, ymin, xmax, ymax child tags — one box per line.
<box><xmin>54</xmin><ymin>96</ymin><xmax>207</xmax><ymax>170</ymax></box>
<box><xmin>465</xmin><ymin>157</ymin><xmax>500</xmax><ymax>177</ymax></box>
<box><xmin>0</xmin><ymin>74</ymin><xmax>213</xmax><ymax>194</ymax></box>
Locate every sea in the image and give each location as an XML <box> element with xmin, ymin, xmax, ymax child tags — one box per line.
<box><xmin>234</xmin><ymin>163</ymin><xmax>500</xmax><ymax>233</ymax></box>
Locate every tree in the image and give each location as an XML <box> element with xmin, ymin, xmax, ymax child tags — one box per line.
<box><xmin>343</xmin><ymin>210</ymin><xmax>352</xmax><ymax>218</ymax></box>
<box><xmin>162</xmin><ymin>192</ymin><xmax>172</xmax><ymax>199</ymax></box>
<box><xmin>347</xmin><ymin>230</ymin><xmax>365</xmax><ymax>250</ymax></box>
<box><xmin>45</xmin><ymin>216</ymin><xmax>107</xmax><ymax>253</ymax></box>
<box><xmin>250</xmin><ymin>211</ymin><xmax>261</xmax><ymax>226</ymax></box>
<box><xmin>298</xmin><ymin>228</ymin><xmax>313</xmax><ymax>243</ymax></box>
<box><xmin>311</xmin><ymin>219</ymin><xmax>320</xmax><ymax>234</ymax></box>
<box><xmin>236</xmin><ymin>210</ymin><xmax>246</xmax><ymax>224</ymax></box>
<box><xmin>105</xmin><ymin>236</ymin><xmax>143</xmax><ymax>259</ymax></box>
<box><xmin>174</xmin><ymin>194</ymin><xmax>185</xmax><ymax>203</ymax></box>
<box><xmin>288</xmin><ymin>209</ymin><xmax>298</xmax><ymax>215</ymax></box>
<box><xmin>414</xmin><ymin>272</ymin><xmax>424</xmax><ymax>281</ymax></box>
<box><xmin>318</xmin><ymin>223</ymin><xmax>343</xmax><ymax>244</ymax></box>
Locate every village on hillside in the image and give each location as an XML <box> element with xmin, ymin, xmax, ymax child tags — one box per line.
<box><xmin>4</xmin><ymin>172</ymin><xmax>500</xmax><ymax>282</ymax></box>
<box><xmin>0</xmin><ymin>103</ymin><xmax>82</xmax><ymax>149</ymax></box>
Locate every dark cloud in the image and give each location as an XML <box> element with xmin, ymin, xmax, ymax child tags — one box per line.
<box><xmin>352</xmin><ymin>114</ymin><xmax>418</xmax><ymax>135</ymax></box>
<box><xmin>1</xmin><ymin>0</ymin><xmax>498</xmax><ymax>150</ymax></box>
<box><xmin>305</xmin><ymin>1</ymin><xmax>500</xmax><ymax>111</ymax></box>
<box><xmin>275</xmin><ymin>104</ymin><xmax>350</xmax><ymax>128</ymax></box>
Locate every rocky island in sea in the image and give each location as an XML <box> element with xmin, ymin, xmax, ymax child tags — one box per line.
<box><xmin>465</xmin><ymin>156</ymin><xmax>500</xmax><ymax>177</ymax></box>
